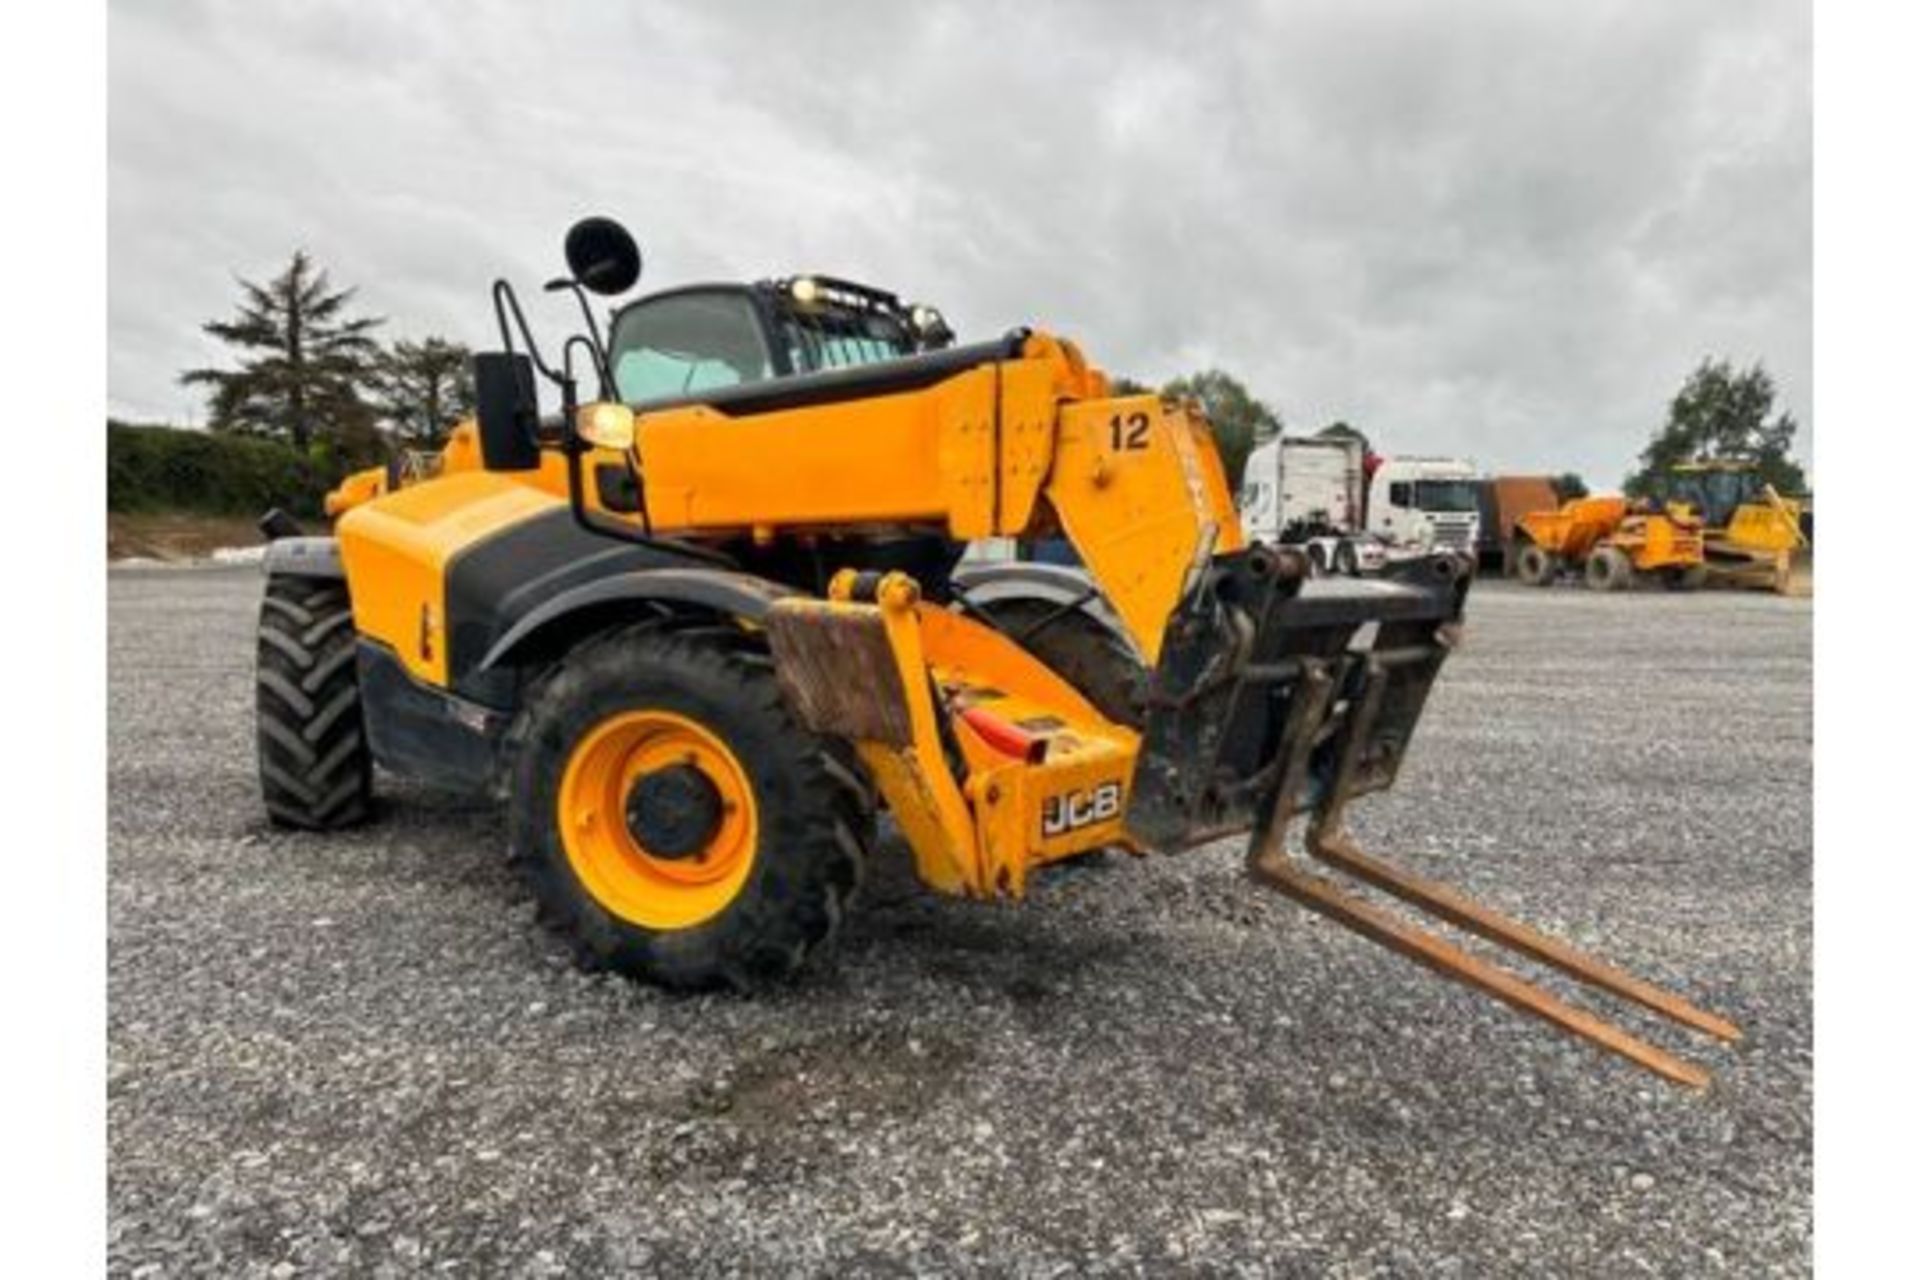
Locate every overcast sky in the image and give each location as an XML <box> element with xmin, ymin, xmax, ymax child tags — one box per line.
<box><xmin>109</xmin><ymin>0</ymin><xmax>1809</xmax><ymax>485</ymax></box>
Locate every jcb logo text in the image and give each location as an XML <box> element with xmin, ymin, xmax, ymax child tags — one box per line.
<box><xmin>1042</xmin><ymin>781</ymin><xmax>1122</xmax><ymax>838</ymax></box>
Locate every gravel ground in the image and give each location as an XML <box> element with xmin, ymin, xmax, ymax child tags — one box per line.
<box><xmin>108</xmin><ymin>567</ymin><xmax>1811</xmax><ymax>1277</ymax></box>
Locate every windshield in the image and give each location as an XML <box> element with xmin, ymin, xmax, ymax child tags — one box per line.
<box><xmin>1673</xmin><ymin>469</ymin><xmax>1756</xmax><ymax>528</ymax></box>
<box><xmin>1412</xmin><ymin>479</ymin><xmax>1480</xmax><ymax>512</ymax></box>
<box><xmin>608</xmin><ymin>279</ymin><xmax>936</xmax><ymax>402</ymax></box>
<box><xmin>609</xmin><ymin>290</ymin><xmax>774</xmax><ymax>402</ymax></box>
<box><xmin>1238</xmin><ymin>479</ymin><xmax>1274</xmax><ymax>517</ymax></box>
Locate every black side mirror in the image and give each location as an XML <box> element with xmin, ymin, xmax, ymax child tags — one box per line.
<box><xmin>473</xmin><ymin>352</ymin><xmax>542</xmax><ymax>472</ymax></box>
<box><xmin>563</xmin><ymin>217</ymin><xmax>643</xmax><ymax>296</ymax></box>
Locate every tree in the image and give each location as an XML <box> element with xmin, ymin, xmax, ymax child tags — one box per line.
<box><xmin>1316</xmin><ymin>420</ymin><xmax>1371</xmax><ymax>455</ymax></box>
<box><xmin>374</xmin><ymin>336</ymin><xmax>475</xmax><ymax>446</ymax></box>
<box><xmin>1553</xmin><ymin>472</ymin><xmax>1590</xmax><ymax>501</ymax></box>
<box><xmin>1162</xmin><ymin>369</ymin><xmax>1282</xmax><ymax>490</ymax></box>
<box><xmin>181</xmin><ymin>250</ymin><xmax>383</xmax><ymax>452</ymax></box>
<box><xmin>1625</xmin><ymin>358</ymin><xmax>1806</xmax><ymax>497</ymax></box>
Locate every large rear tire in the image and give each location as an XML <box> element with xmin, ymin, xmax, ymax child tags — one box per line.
<box><xmin>255</xmin><ymin>575</ymin><xmax>373</xmax><ymax>830</ymax></box>
<box><xmin>975</xmin><ymin>598</ymin><xmax>1147</xmax><ymax>728</ymax></box>
<box><xmin>1585</xmin><ymin>546</ymin><xmax>1635</xmax><ymax>592</ymax></box>
<box><xmin>508</xmin><ymin>622</ymin><xmax>869</xmax><ymax>990</ymax></box>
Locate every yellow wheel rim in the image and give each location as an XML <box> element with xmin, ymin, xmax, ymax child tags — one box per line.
<box><xmin>557</xmin><ymin>708</ymin><xmax>758</xmax><ymax>930</ymax></box>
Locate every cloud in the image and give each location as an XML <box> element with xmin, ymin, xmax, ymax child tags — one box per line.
<box><xmin>109</xmin><ymin>0</ymin><xmax>1809</xmax><ymax>485</ymax></box>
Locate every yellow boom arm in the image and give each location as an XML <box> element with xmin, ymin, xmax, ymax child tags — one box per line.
<box><xmin>632</xmin><ymin>331</ymin><xmax>1242</xmax><ymax>663</ymax></box>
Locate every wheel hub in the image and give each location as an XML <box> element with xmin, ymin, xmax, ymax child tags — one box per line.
<box><xmin>557</xmin><ymin>707</ymin><xmax>759</xmax><ymax>930</ymax></box>
<box><xmin>625</xmin><ymin>763</ymin><xmax>724</xmax><ymax>860</ymax></box>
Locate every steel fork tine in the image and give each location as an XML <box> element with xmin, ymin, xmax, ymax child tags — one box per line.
<box><xmin>1308</xmin><ymin>829</ymin><xmax>1741</xmax><ymax>1043</ymax></box>
<box><xmin>1248</xmin><ymin>850</ymin><xmax>1714</xmax><ymax>1088</ymax></box>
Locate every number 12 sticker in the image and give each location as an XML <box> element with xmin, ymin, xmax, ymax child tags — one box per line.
<box><xmin>1108</xmin><ymin>411</ymin><xmax>1150</xmax><ymax>452</ymax></box>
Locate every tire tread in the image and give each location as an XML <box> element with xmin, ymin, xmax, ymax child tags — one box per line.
<box><xmin>255</xmin><ymin>576</ymin><xmax>372</xmax><ymax>830</ymax></box>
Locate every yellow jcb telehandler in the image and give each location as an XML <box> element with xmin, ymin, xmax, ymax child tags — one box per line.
<box><xmin>255</xmin><ymin>218</ymin><xmax>1739</xmax><ymax>1086</ymax></box>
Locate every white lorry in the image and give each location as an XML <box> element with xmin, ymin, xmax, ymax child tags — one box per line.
<box><xmin>1239</xmin><ymin>439</ymin><xmax>1480</xmax><ymax>574</ymax></box>
<box><xmin>1364</xmin><ymin>455</ymin><xmax>1482</xmax><ymax>557</ymax></box>
<box><xmin>1239</xmin><ymin>435</ymin><xmax>1383</xmax><ymax>575</ymax></box>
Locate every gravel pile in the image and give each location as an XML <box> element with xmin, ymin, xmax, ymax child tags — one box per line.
<box><xmin>109</xmin><ymin>568</ymin><xmax>1811</xmax><ymax>1276</ymax></box>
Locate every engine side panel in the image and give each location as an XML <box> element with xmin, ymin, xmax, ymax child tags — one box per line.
<box><xmin>335</xmin><ymin>470</ymin><xmax>701</xmax><ymax>697</ymax></box>
<box><xmin>336</xmin><ymin>471</ymin><xmax>564</xmax><ymax>689</ymax></box>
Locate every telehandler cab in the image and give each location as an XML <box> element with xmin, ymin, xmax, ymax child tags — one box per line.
<box><xmin>256</xmin><ymin>217</ymin><xmax>1739</xmax><ymax>1086</ymax></box>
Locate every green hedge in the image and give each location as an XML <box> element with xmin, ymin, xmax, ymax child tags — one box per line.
<box><xmin>107</xmin><ymin>422</ymin><xmax>351</xmax><ymax>519</ymax></box>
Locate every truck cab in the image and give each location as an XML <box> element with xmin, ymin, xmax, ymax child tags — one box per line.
<box><xmin>1367</xmin><ymin>457</ymin><xmax>1482</xmax><ymax>555</ymax></box>
<box><xmin>1237</xmin><ymin>438</ymin><xmax>1283</xmax><ymax>545</ymax></box>
<box><xmin>1236</xmin><ymin>435</ymin><xmax>1384</xmax><ymax>575</ymax></box>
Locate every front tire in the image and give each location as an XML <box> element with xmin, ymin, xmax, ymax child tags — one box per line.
<box><xmin>508</xmin><ymin>622</ymin><xmax>868</xmax><ymax>990</ymax></box>
<box><xmin>255</xmin><ymin>575</ymin><xmax>372</xmax><ymax>830</ymax></box>
<box><xmin>1333</xmin><ymin>541</ymin><xmax>1361</xmax><ymax>577</ymax></box>
<box><xmin>1514</xmin><ymin>543</ymin><xmax>1556</xmax><ymax>587</ymax></box>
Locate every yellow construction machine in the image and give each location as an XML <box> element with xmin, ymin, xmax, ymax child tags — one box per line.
<box><xmin>255</xmin><ymin>217</ymin><xmax>1739</xmax><ymax>1086</ymax></box>
<box><xmin>1666</xmin><ymin>460</ymin><xmax>1810</xmax><ymax>595</ymax></box>
<box><xmin>1513</xmin><ymin>495</ymin><xmax>1706</xmax><ymax>591</ymax></box>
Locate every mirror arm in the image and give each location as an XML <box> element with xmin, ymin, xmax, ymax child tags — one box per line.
<box><xmin>491</xmin><ymin>280</ymin><xmax>562</xmax><ymax>385</ymax></box>
<box><xmin>546</xmin><ymin>279</ymin><xmax>614</xmax><ymax>399</ymax></box>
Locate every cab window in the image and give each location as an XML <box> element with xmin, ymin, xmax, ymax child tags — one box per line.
<box><xmin>609</xmin><ymin>291</ymin><xmax>775</xmax><ymax>403</ymax></box>
<box><xmin>781</xmin><ymin>314</ymin><xmax>915</xmax><ymax>373</ymax></box>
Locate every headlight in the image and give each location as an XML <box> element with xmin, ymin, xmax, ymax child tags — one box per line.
<box><xmin>789</xmin><ymin>277</ymin><xmax>822</xmax><ymax>307</ymax></box>
<box><xmin>575</xmin><ymin>401</ymin><xmax>635</xmax><ymax>451</ymax></box>
<box><xmin>908</xmin><ymin>304</ymin><xmax>953</xmax><ymax>347</ymax></box>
